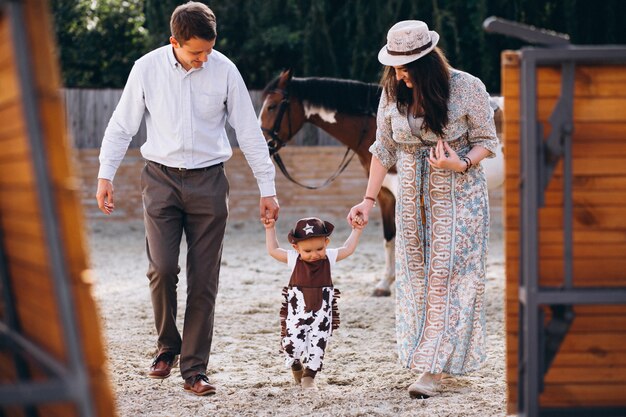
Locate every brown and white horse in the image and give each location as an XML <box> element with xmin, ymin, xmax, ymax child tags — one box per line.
<box><xmin>258</xmin><ymin>69</ymin><xmax>503</xmax><ymax>297</ymax></box>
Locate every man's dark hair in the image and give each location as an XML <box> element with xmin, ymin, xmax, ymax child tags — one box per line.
<box><xmin>170</xmin><ymin>1</ymin><xmax>217</xmax><ymax>44</ymax></box>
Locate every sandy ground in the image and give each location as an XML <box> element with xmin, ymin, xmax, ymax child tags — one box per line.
<box><xmin>87</xmin><ymin>210</ymin><xmax>507</xmax><ymax>417</ymax></box>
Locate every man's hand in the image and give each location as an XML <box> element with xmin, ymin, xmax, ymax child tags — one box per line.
<box><xmin>96</xmin><ymin>178</ymin><xmax>115</xmax><ymax>215</ymax></box>
<box><xmin>260</xmin><ymin>195</ymin><xmax>280</xmax><ymax>222</ymax></box>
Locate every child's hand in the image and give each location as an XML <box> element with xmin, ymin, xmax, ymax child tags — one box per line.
<box><xmin>262</xmin><ymin>217</ymin><xmax>276</xmax><ymax>229</ymax></box>
<box><xmin>351</xmin><ymin>214</ymin><xmax>365</xmax><ymax>230</ymax></box>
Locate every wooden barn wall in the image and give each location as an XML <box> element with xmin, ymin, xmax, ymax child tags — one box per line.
<box><xmin>76</xmin><ymin>147</ymin><xmax>373</xmax><ymax>223</ymax></box>
<box><xmin>0</xmin><ymin>1</ymin><xmax>116</xmax><ymax>415</ymax></box>
<box><xmin>502</xmin><ymin>50</ymin><xmax>626</xmax><ymax>412</ymax></box>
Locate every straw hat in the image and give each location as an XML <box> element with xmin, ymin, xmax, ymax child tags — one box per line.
<box><xmin>378</xmin><ymin>20</ymin><xmax>439</xmax><ymax>66</ymax></box>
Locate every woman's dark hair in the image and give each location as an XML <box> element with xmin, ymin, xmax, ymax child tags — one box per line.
<box><xmin>170</xmin><ymin>1</ymin><xmax>217</xmax><ymax>44</ymax></box>
<box><xmin>380</xmin><ymin>47</ymin><xmax>450</xmax><ymax>137</ymax></box>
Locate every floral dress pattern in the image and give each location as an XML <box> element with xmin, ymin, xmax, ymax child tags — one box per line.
<box><xmin>370</xmin><ymin>69</ymin><xmax>499</xmax><ymax>375</ymax></box>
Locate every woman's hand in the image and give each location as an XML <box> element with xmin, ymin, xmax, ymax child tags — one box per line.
<box><xmin>427</xmin><ymin>140</ymin><xmax>467</xmax><ymax>173</ymax></box>
<box><xmin>347</xmin><ymin>199</ymin><xmax>375</xmax><ymax>228</ymax></box>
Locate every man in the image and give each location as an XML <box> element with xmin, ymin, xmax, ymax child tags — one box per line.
<box><xmin>95</xmin><ymin>1</ymin><xmax>279</xmax><ymax>396</ymax></box>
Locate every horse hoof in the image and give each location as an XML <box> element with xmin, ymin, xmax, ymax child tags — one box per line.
<box><xmin>372</xmin><ymin>288</ymin><xmax>392</xmax><ymax>297</ymax></box>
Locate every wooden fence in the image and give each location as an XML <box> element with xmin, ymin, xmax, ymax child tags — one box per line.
<box><xmin>63</xmin><ymin>88</ymin><xmax>340</xmax><ymax>149</ymax></box>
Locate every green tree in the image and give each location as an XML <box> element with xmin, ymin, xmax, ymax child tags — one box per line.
<box><xmin>51</xmin><ymin>0</ymin><xmax>626</xmax><ymax>92</ymax></box>
<box><xmin>50</xmin><ymin>0</ymin><xmax>149</xmax><ymax>87</ymax></box>
<box><xmin>144</xmin><ymin>0</ymin><xmax>181</xmax><ymax>49</ymax></box>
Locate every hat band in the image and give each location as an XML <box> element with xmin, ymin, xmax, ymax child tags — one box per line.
<box><xmin>387</xmin><ymin>40</ymin><xmax>432</xmax><ymax>56</ymax></box>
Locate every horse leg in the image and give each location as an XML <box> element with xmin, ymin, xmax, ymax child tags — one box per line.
<box><xmin>372</xmin><ymin>186</ymin><xmax>396</xmax><ymax>297</ymax></box>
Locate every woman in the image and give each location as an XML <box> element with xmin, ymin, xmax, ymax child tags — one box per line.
<box><xmin>347</xmin><ymin>20</ymin><xmax>499</xmax><ymax>398</ymax></box>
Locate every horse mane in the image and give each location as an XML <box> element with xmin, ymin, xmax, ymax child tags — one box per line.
<box><xmin>263</xmin><ymin>75</ymin><xmax>382</xmax><ymax>116</ymax></box>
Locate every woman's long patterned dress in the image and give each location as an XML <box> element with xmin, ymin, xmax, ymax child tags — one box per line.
<box><xmin>370</xmin><ymin>70</ymin><xmax>499</xmax><ymax>375</ymax></box>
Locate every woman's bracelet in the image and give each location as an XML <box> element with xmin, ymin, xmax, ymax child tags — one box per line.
<box><xmin>460</xmin><ymin>156</ymin><xmax>472</xmax><ymax>173</ymax></box>
<box><xmin>364</xmin><ymin>196</ymin><xmax>377</xmax><ymax>206</ymax></box>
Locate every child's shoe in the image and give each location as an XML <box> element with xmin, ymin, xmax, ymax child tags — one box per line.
<box><xmin>291</xmin><ymin>368</ymin><xmax>303</xmax><ymax>384</ymax></box>
<box><xmin>301</xmin><ymin>376</ymin><xmax>318</xmax><ymax>390</ymax></box>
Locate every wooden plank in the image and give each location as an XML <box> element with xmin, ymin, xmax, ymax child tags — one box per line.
<box><xmin>506</xmin><ymin>351</ymin><xmax>626</xmax><ymax>367</ymax></box>
<box><xmin>503</xmin><ymin>63</ymin><xmax>626</xmax><ymax>84</ymax></box>
<box><xmin>505</xmin><ymin>176</ymin><xmax>626</xmax><ymax>193</ymax></box>
<box><xmin>0</xmin><ymin>159</ymin><xmax>35</xmax><ymax>186</ymax></box>
<box><xmin>506</xmin><ymin>157</ymin><xmax>626</xmax><ymax>176</ymax></box>
<box><xmin>506</xmin><ymin>241</ymin><xmax>626</xmax><ymax>259</ymax></box>
<box><xmin>506</xmin><ymin>382</ymin><xmax>626</xmax><ymax>407</ymax></box>
<box><xmin>506</xmin><ymin>206</ymin><xmax>626</xmax><ymax>229</ymax></box>
<box><xmin>505</xmin><ymin>259</ymin><xmax>626</xmax><ymax>283</ymax></box>
<box><xmin>0</xmin><ymin>212</ymin><xmax>45</xmax><ymax>240</ymax></box>
<box><xmin>0</xmin><ymin>188</ymin><xmax>41</xmax><ymax>217</ymax></box>
<box><xmin>504</xmin><ymin>140</ymin><xmax>626</xmax><ymax>158</ymax></box>
<box><xmin>505</xmin><ymin>229</ymin><xmax>626</xmax><ymax>244</ymax></box>
<box><xmin>0</xmin><ymin>11</ymin><xmax>14</xmax><ymax>62</ymax></box>
<box><xmin>9</xmin><ymin>263</ymin><xmax>56</xmax><ymax>305</ymax></box>
<box><xmin>504</xmin><ymin>366</ymin><xmax>626</xmax><ymax>383</ymax></box>
<box><xmin>503</xmin><ymin>121</ymin><xmax>626</xmax><ymax>141</ymax></box>
<box><xmin>503</xmin><ymin>79</ymin><xmax>626</xmax><ymax>97</ymax></box>
<box><xmin>3</xmin><ymin>236</ymin><xmax>49</xmax><ymax>270</ymax></box>
<box><xmin>15</xmin><ymin>303</ymin><xmax>65</xmax><ymax>360</ymax></box>
<box><xmin>540</xmin><ymin>384</ymin><xmax>626</xmax><ymax>407</ymax></box>
<box><xmin>0</xmin><ymin>104</ymin><xmax>26</xmax><ymax>141</ymax></box>
<box><xmin>505</xmin><ymin>301</ymin><xmax>626</xmax><ymax>316</ymax></box>
<box><xmin>504</xmin><ymin>177</ymin><xmax>626</xmax><ymax>194</ymax></box>
<box><xmin>505</xmin><ymin>305</ymin><xmax>626</xmax><ymax>316</ymax></box>
<box><xmin>506</xmin><ymin>332</ymin><xmax>626</xmax><ymax>353</ymax></box>
<box><xmin>0</xmin><ymin>66</ymin><xmax>20</xmax><ymax>109</ymax></box>
<box><xmin>505</xmin><ymin>313</ymin><xmax>626</xmax><ymax>332</ymax></box>
<box><xmin>505</xmin><ymin>97</ymin><xmax>626</xmax><ymax>122</ymax></box>
<box><xmin>0</xmin><ymin>129</ymin><xmax>31</xmax><ymax>161</ymax></box>
<box><xmin>505</xmin><ymin>189</ymin><xmax>626</xmax><ymax>207</ymax></box>
<box><xmin>503</xmin><ymin>67</ymin><xmax>626</xmax><ymax>98</ymax></box>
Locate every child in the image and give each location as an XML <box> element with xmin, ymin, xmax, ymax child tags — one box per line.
<box><xmin>263</xmin><ymin>216</ymin><xmax>363</xmax><ymax>390</ymax></box>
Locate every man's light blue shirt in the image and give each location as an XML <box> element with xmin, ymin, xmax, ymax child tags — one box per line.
<box><xmin>98</xmin><ymin>45</ymin><xmax>275</xmax><ymax>196</ymax></box>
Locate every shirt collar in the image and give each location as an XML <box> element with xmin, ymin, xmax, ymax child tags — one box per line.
<box><xmin>166</xmin><ymin>45</ymin><xmax>209</xmax><ymax>72</ymax></box>
<box><xmin>167</xmin><ymin>45</ymin><xmax>180</xmax><ymax>69</ymax></box>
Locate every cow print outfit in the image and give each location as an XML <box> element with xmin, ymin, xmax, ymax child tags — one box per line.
<box><xmin>280</xmin><ymin>249</ymin><xmax>340</xmax><ymax>372</ymax></box>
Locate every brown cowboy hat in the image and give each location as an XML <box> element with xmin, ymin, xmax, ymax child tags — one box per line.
<box><xmin>287</xmin><ymin>217</ymin><xmax>335</xmax><ymax>244</ymax></box>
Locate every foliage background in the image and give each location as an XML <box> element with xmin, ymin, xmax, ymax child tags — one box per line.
<box><xmin>50</xmin><ymin>0</ymin><xmax>626</xmax><ymax>93</ymax></box>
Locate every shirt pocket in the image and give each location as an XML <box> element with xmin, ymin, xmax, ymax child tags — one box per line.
<box><xmin>193</xmin><ymin>93</ymin><xmax>226</xmax><ymax>119</ymax></box>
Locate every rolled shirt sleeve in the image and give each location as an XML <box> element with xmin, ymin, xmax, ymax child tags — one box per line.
<box><xmin>465</xmin><ymin>76</ymin><xmax>499</xmax><ymax>158</ymax></box>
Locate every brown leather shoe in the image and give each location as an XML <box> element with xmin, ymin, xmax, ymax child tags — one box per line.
<box><xmin>148</xmin><ymin>351</ymin><xmax>177</xmax><ymax>379</ymax></box>
<box><xmin>183</xmin><ymin>374</ymin><xmax>216</xmax><ymax>396</ymax></box>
